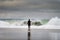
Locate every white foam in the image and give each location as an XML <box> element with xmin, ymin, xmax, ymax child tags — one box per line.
<box><xmin>0</xmin><ymin>21</ymin><xmax>10</xmax><ymax>26</ymax></box>
<box><xmin>47</xmin><ymin>17</ymin><xmax>60</xmax><ymax>25</ymax></box>
<box><xmin>0</xmin><ymin>17</ymin><xmax>60</xmax><ymax>29</ymax></box>
<box><xmin>39</xmin><ymin>17</ymin><xmax>60</xmax><ymax>29</ymax></box>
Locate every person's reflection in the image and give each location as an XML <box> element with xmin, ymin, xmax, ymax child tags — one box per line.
<box><xmin>27</xmin><ymin>19</ymin><xmax>31</xmax><ymax>40</ymax></box>
<box><xmin>28</xmin><ymin>32</ymin><xmax>31</xmax><ymax>40</ymax></box>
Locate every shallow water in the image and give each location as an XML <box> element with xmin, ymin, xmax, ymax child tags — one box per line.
<box><xmin>0</xmin><ymin>28</ymin><xmax>60</xmax><ymax>40</ymax></box>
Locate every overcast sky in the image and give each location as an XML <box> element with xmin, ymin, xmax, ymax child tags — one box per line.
<box><xmin>0</xmin><ymin>0</ymin><xmax>60</xmax><ymax>19</ymax></box>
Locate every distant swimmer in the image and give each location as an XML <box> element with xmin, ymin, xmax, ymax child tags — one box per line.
<box><xmin>27</xmin><ymin>19</ymin><xmax>31</xmax><ymax>29</ymax></box>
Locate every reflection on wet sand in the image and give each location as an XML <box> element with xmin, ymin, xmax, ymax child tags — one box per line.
<box><xmin>0</xmin><ymin>28</ymin><xmax>60</xmax><ymax>40</ymax></box>
<box><xmin>28</xmin><ymin>31</ymin><xmax>31</xmax><ymax>40</ymax></box>
<box><xmin>28</xmin><ymin>26</ymin><xmax>31</xmax><ymax>40</ymax></box>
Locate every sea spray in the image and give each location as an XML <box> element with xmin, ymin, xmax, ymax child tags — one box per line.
<box><xmin>0</xmin><ymin>17</ymin><xmax>60</xmax><ymax>29</ymax></box>
<box><xmin>47</xmin><ymin>17</ymin><xmax>60</xmax><ymax>25</ymax></box>
<box><xmin>40</xmin><ymin>17</ymin><xmax>60</xmax><ymax>29</ymax></box>
<box><xmin>0</xmin><ymin>21</ymin><xmax>10</xmax><ymax>26</ymax></box>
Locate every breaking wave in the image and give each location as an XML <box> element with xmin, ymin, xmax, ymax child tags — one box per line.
<box><xmin>0</xmin><ymin>17</ymin><xmax>60</xmax><ymax>29</ymax></box>
<box><xmin>47</xmin><ymin>17</ymin><xmax>60</xmax><ymax>25</ymax></box>
<box><xmin>41</xmin><ymin>17</ymin><xmax>60</xmax><ymax>29</ymax></box>
<box><xmin>0</xmin><ymin>19</ymin><xmax>42</xmax><ymax>26</ymax></box>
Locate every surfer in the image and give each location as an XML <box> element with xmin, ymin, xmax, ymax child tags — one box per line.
<box><xmin>27</xmin><ymin>19</ymin><xmax>31</xmax><ymax>30</ymax></box>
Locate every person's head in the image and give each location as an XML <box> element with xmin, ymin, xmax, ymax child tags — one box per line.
<box><xmin>28</xmin><ymin>19</ymin><xmax>30</xmax><ymax>21</ymax></box>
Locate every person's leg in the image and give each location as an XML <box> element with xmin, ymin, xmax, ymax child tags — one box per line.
<box><xmin>28</xmin><ymin>26</ymin><xmax>30</xmax><ymax>31</ymax></box>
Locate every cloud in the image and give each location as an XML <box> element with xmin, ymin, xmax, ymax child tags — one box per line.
<box><xmin>0</xmin><ymin>0</ymin><xmax>27</xmax><ymax>7</ymax></box>
<box><xmin>0</xmin><ymin>0</ymin><xmax>60</xmax><ymax>11</ymax></box>
<box><xmin>0</xmin><ymin>12</ymin><xmax>60</xmax><ymax>19</ymax></box>
<box><xmin>0</xmin><ymin>0</ymin><xmax>60</xmax><ymax>19</ymax></box>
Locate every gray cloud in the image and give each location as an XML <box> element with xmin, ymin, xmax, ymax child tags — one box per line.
<box><xmin>0</xmin><ymin>0</ymin><xmax>60</xmax><ymax>19</ymax></box>
<box><xmin>0</xmin><ymin>11</ymin><xmax>60</xmax><ymax>19</ymax></box>
<box><xmin>0</xmin><ymin>0</ymin><xmax>60</xmax><ymax>9</ymax></box>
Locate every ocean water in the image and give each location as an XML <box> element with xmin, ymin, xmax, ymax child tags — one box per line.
<box><xmin>0</xmin><ymin>17</ymin><xmax>60</xmax><ymax>40</ymax></box>
<box><xmin>0</xmin><ymin>17</ymin><xmax>60</xmax><ymax>29</ymax></box>
<box><xmin>0</xmin><ymin>19</ymin><xmax>48</xmax><ymax>26</ymax></box>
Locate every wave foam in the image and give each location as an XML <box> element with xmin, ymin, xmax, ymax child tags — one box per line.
<box><xmin>0</xmin><ymin>17</ymin><xmax>60</xmax><ymax>29</ymax></box>
<box><xmin>47</xmin><ymin>17</ymin><xmax>60</xmax><ymax>25</ymax></box>
<box><xmin>40</xmin><ymin>17</ymin><xmax>60</xmax><ymax>29</ymax></box>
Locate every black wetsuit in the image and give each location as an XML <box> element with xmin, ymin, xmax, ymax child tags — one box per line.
<box><xmin>28</xmin><ymin>19</ymin><xmax>31</xmax><ymax>28</ymax></box>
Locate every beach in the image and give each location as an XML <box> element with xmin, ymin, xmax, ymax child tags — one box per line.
<box><xmin>0</xmin><ymin>28</ymin><xmax>60</xmax><ymax>40</ymax></box>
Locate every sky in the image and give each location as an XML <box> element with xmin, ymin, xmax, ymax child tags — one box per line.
<box><xmin>0</xmin><ymin>0</ymin><xmax>60</xmax><ymax>19</ymax></box>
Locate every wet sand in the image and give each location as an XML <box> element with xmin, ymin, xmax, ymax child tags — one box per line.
<box><xmin>0</xmin><ymin>28</ymin><xmax>60</xmax><ymax>40</ymax></box>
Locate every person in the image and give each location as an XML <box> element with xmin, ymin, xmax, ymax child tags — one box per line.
<box><xmin>27</xmin><ymin>19</ymin><xmax>31</xmax><ymax>40</ymax></box>
<box><xmin>28</xmin><ymin>19</ymin><xmax>31</xmax><ymax>29</ymax></box>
